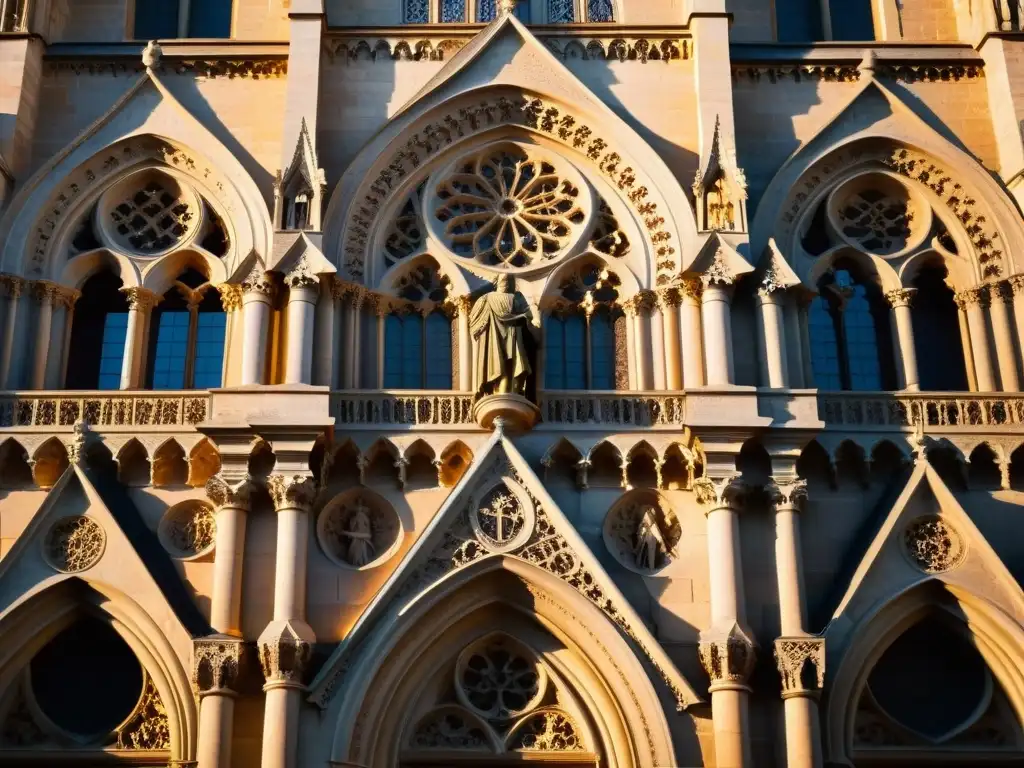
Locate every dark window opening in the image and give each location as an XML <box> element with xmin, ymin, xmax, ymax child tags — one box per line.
<box><xmin>384</xmin><ymin>313</ymin><xmax>453</xmax><ymax>389</ymax></box>
<box><xmin>912</xmin><ymin>264</ymin><xmax>968</xmax><ymax>392</ymax></box>
<box><xmin>66</xmin><ymin>272</ymin><xmax>130</xmax><ymax>391</ymax></box>
<box><xmin>831</xmin><ymin>0</ymin><xmax>875</xmax><ymax>41</ymax></box>
<box><xmin>134</xmin><ymin>0</ymin><xmax>233</xmax><ymax>39</ymax></box>
<box><xmin>775</xmin><ymin>0</ymin><xmax>824</xmax><ymax>42</ymax></box>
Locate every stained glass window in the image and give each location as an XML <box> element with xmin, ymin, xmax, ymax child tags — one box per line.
<box><xmin>590</xmin><ymin>313</ymin><xmax>616</xmax><ymax>390</ymax></box>
<box><xmin>385</xmin><ymin>313</ymin><xmax>453</xmax><ymax>389</ymax></box>
<box><xmin>150</xmin><ymin>311</ymin><xmax>190</xmax><ymax>390</ymax></box>
<box><xmin>844</xmin><ymin>284</ymin><xmax>883</xmax><ymax>391</ymax></box>
<box><xmin>587</xmin><ymin>0</ymin><xmax>615</xmax><ymax>21</ymax></box>
<box><xmin>146</xmin><ymin>285</ymin><xmax>225</xmax><ymax>390</ymax></box>
<box><xmin>808</xmin><ymin>296</ymin><xmax>842</xmax><ymax>390</ymax></box>
<box><xmin>98</xmin><ymin>314</ymin><xmax>129</xmax><ymax>391</ymax></box>
<box><xmin>194</xmin><ymin>311</ymin><xmax>227</xmax><ymax>389</ymax></box>
<box><xmin>405</xmin><ymin>0</ymin><xmax>429</xmax><ymax>22</ymax></box>
<box><xmin>548</xmin><ymin>0</ymin><xmax>575</xmax><ymax>23</ymax></box>
<box><xmin>545</xmin><ymin>315</ymin><xmax>588</xmax><ymax>390</ymax></box>
<box><xmin>425</xmin><ymin>313</ymin><xmax>453</xmax><ymax>389</ymax></box>
<box><xmin>440</xmin><ymin>0</ymin><xmax>466</xmax><ymax>22</ymax></box>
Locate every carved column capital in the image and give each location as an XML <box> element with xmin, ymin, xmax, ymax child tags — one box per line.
<box><xmin>991</xmin><ymin>280</ymin><xmax>1014</xmax><ymax>304</ymax></box>
<box><xmin>884</xmin><ymin>288</ymin><xmax>916</xmax><ymax>309</ymax></box>
<box><xmin>30</xmin><ymin>281</ymin><xmax>58</xmax><ymax>306</ymax></box>
<box><xmin>283</xmin><ymin>259</ymin><xmax>320</xmax><ymax>290</ymax></box>
<box><xmin>700</xmin><ymin>249</ymin><xmax>737</xmax><ymax>289</ymax></box>
<box><xmin>267</xmin><ymin>474</ymin><xmax>316</xmax><ymax>512</ymax></box>
<box><xmin>0</xmin><ymin>274</ymin><xmax>25</xmax><ymax>299</ymax></box>
<box><xmin>757</xmin><ymin>264</ymin><xmax>788</xmax><ymax>297</ymax></box>
<box><xmin>205</xmin><ymin>475</ymin><xmax>256</xmax><ymax>511</ymax></box>
<box><xmin>217</xmin><ymin>283</ymin><xmax>244</xmax><ymax>311</ymax></box>
<box><xmin>693</xmin><ymin>475</ymin><xmax>747</xmax><ymax>513</ymax></box>
<box><xmin>257</xmin><ymin>620</ymin><xmax>316</xmax><ymax>689</ymax></box>
<box><xmin>192</xmin><ymin>637</ymin><xmax>246</xmax><ymax>696</ymax></box>
<box><xmin>1009</xmin><ymin>274</ymin><xmax>1024</xmax><ymax>296</ymax></box>
<box><xmin>120</xmin><ymin>286</ymin><xmax>159</xmax><ymax>311</ymax></box>
<box><xmin>774</xmin><ymin>636</ymin><xmax>825</xmax><ymax>699</ymax></box>
<box><xmin>242</xmin><ymin>267</ymin><xmax>276</xmax><ymax>299</ymax></box>
<box><xmin>679</xmin><ymin>277</ymin><xmax>703</xmax><ymax>303</ymax></box>
<box><xmin>955</xmin><ymin>286</ymin><xmax>989</xmax><ymax>310</ymax></box>
<box><xmin>699</xmin><ymin>624</ymin><xmax>757</xmax><ymax>692</ymax></box>
<box><xmin>656</xmin><ymin>286</ymin><xmax>682</xmax><ymax>311</ymax></box>
<box><xmin>765</xmin><ymin>478</ymin><xmax>808</xmax><ymax>512</ymax></box>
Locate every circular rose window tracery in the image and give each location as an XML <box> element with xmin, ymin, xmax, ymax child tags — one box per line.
<box><xmin>96</xmin><ymin>169</ymin><xmax>203</xmax><ymax>257</ymax></box>
<box><xmin>427</xmin><ymin>142</ymin><xmax>592</xmax><ymax>271</ymax></box>
<box><xmin>826</xmin><ymin>172</ymin><xmax>931</xmax><ymax>258</ymax></box>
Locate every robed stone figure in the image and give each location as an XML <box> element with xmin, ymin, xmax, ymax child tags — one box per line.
<box><xmin>470</xmin><ymin>275</ymin><xmax>533</xmax><ymax>397</ymax></box>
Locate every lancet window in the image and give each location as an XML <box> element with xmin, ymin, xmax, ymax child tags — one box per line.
<box><xmin>383</xmin><ymin>265</ymin><xmax>454</xmax><ymax>389</ymax></box>
<box><xmin>808</xmin><ymin>267</ymin><xmax>895</xmax><ymax>391</ymax></box>
<box><xmin>66</xmin><ymin>272</ymin><xmax>131</xmax><ymax>391</ymax></box>
<box><xmin>133</xmin><ymin>0</ymin><xmax>234</xmax><ymax>39</ymax></box>
<box><xmin>146</xmin><ymin>270</ymin><xmax>226</xmax><ymax>390</ymax></box>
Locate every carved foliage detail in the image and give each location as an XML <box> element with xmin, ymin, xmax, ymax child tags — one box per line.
<box><xmin>902</xmin><ymin>515</ymin><xmax>966</xmax><ymax>574</ymax></box>
<box><xmin>44</xmin><ymin>516</ymin><xmax>105</xmax><ymax>573</ymax></box>
<box><xmin>774</xmin><ymin>637</ymin><xmax>825</xmax><ymax>697</ymax></box>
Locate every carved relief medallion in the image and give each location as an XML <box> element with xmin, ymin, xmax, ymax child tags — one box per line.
<box><xmin>44</xmin><ymin>516</ymin><xmax>105</xmax><ymax>573</ymax></box>
<box><xmin>902</xmin><ymin>515</ymin><xmax>966</xmax><ymax>574</ymax></box>
<box><xmin>603</xmin><ymin>492</ymin><xmax>681</xmax><ymax>575</ymax></box>
<box><xmin>158</xmin><ymin>500</ymin><xmax>216</xmax><ymax>559</ymax></box>
<box><xmin>317</xmin><ymin>490</ymin><xmax>402</xmax><ymax>570</ymax></box>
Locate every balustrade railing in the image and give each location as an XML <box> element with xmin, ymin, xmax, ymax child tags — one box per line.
<box><xmin>0</xmin><ymin>391</ymin><xmax>210</xmax><ymax>428</ymax></box>
<box><xmin>818</xmin><ymin>391</ymin><xmax>1024</xmax><ymax>429</ymax></box>
<box><xmin>331</xmin><ymin>391</ymin><xmax>475</xmax><ymax>427</ymax></box>
<box><xmin>539</xmin><ymin>391</ymin><xmax>686</xmax><ymax>427</ymax></box>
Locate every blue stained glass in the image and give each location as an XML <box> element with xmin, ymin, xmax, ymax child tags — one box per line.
<box><xmin>98</xmin><ymin>313</ymin><xmax>129</xmax><ymax>391</ymax></box>
<box><xmin>590</xmin><ymin>314</ymin><xmax>616</xmax><ymax>390</ymax></box>
<box><xmin>405</xmin><ymin>0</ymin><xmax>429</xmax><ymax>22</ymax></box>
<box><xmin>564</xmin><ymin>315</ymin><xmax>586</xmax><ymax>390</ymax></box>
<box><xmin>402</xmin><ymin>315</ymin><xmax>424</xmax><ymax>388</ymax></box>
<box><xmin>477</xmin><ymin>0</ymin><xmax>497</xmax><ymax>21</ymax></box>
<box><xmin>384</xmin><ymin>315</ymin><xmax>405</xmax><ymax>389</ymax></box>
<box><xmin>808</xmin><ymin>296</ymin><xmax>842</xmax><ymax>390</ymax></box>
<box><xmin>425</xmin><ymin>313</ymin><xmax>453</xmax><ymax>389</ymax></box>
<box><xmin>545</xmin><ymin>318</ymin><xmax>566</xmax><ymax>390</ymax></box>
<box><xmin>587</xmin><ymin>0</ymin><xmax>614</xmax><ymax>21</ymax></box>
<box><xmin>134</xmin><ymin>0</ymin><xmax>179</xmax><ymax>39</ymax></box>
<box><xmin>151</xmin><ymin>311</ymin><xmax>190</xmax><ymax>390</ymax></box>
<box><xmin>440</xmin><ymin>0</ymin><xmax>466</xmax><ymax>22</ymax></box>
<box><xmin>194</xmin><ymin>313</ymin><xmax>226</xmax><ymax>388</ymax></box>
<box><xmin>844</xmin><ymin>286</ymin><xmax>883</xmax><ymax>391</ymax></box>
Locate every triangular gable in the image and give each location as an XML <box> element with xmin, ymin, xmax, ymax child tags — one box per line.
<box><xmin>0</xmin><ymin>465</ymin><xmax>208</xmax><ymax>643</ymax></box>
<box><xmin>689</xmin><ymin>231</ymin><xmax>754</xmax><ymax>283</ymax></box>
<box><xmin>825</xmin><ymin>459</ymin><xmax>1024</xmax><ymax>647</ymax></box>
<box><xmin>308</xmin><ymin>431</ymin><xmax>702</xmax><ymax>710</ymax></box>
<box><xmin>0</xmin><ymin>63</ymin><xmax>272</xmax><ymax>281</ymax></box>
<box><xmin>758</xmin><ymin>237</ymin><xmax>801</xmax><ymax>292</ymax></box>
<box><xmin>268</xmin><ymin>231</ymin><xmax>336</xmax><ymax>277</ymax></box>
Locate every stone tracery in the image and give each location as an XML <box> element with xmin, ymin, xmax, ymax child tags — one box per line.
<box><xmin>902</xmin><ymin>515</ymin><xmax>966</xmax><ymax>573</ymax></box>
<box><xmin>44</xmin><ymin>515</ymin><xmax>105</xmax><ymax>573</ymax></box>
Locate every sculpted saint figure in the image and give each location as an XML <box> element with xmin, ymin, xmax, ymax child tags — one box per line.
<box><xmin>634</xmin><ymin>506</ymin><xmax>667</xmax><ymax>571</ymax></box>
<box><xmin>470</xmin><ymin>275</ymin><xmax>533</xmax><ymax>397</ymax></box>
<box><xmin>341</xmin><ymin>502</ymin><xmax>374</xmax><ymax>567</ymax></box>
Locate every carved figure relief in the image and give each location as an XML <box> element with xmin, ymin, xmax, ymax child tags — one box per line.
<box><xmin>469</xmin><ymin>481</ymin><xmax>534</xmax><ymax>552</ymax></box>
<box><xmin>317</xmin><ymin>491</ymin><xmax>402</xmax><ymax>569</ymax></box>
<box><xmin>470</xmin><ymin>275</ymin><xmax>535</xmax><ymax>398</ymax></box>
<box><xmin>603</xmin><ymin>492</ymin><xmax>681</xmax><ymax>574</ymax></box>
<box><xmin>44</xmin><ymin>515</ymin><xmax>105</xmax><ymax>573</ymax></box>
<box><xmin>158</xmin><ymin>500</ymin><xmax>216</xmax><ymax>559</ymax></box>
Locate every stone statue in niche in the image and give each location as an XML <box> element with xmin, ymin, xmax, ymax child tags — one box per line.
<box><xmin>470</xmin><ymin>274</ymin><xmax>534</xmax><ymax>398</ymax></box>
<box><xmin>634</xmin><ymin>506</ymin><xmax>668</xmax><ymax>571</ymax></box>
<box><xmin>707</xmin><ymin>176</ymin><xmax>735</xmax><ymax>232</ymax></box>
<box><xmin>340</xmin><ymin>501</ymin><xmax>375</xmax><ymax>567</ymax></box>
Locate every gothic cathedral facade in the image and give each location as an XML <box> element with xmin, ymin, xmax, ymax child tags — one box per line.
<box><xmin>0</xmin><ymin>0</ymin><xmax>1023</xmax><ymax>766</ymax></box>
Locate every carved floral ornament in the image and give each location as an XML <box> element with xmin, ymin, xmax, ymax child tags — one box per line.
<box><xmin>316</xmin><ymin>490</ymin><xmax>403</xmax><ymax>570</ymax></box>
<box><xmin>779</xmin><ymin>145</ymin><xmax>1006</xmax><ymax>281</ymax></box>
<box><xmin>901</xmin><ymin>515</ymin><xmax>967</xmax><ymax>574</ymax></box>
<box><xmin>343</xmin><ymin>94</ymin><xmax>677</xmax><ymax>284</ymax></box>
<box><xmin>22</xmin><ymin>137</ymin><xmax>239</xmax><ymax>278</ymax></box>
<box><xmin>43</xmin><ymin>515</ymin><xmax>106</xmax><ymax>573</ymax></box>
<box><xmin>406</xmin><ymin>634</ymin><xmax>586</xmax><ymax>755</ymax></box>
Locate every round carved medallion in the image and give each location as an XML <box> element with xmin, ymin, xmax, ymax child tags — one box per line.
<box><xmin>469</xmin><ymin>480</ymin><xmax>534</xmax><ymax>553</ymax></box>
<box><xmin>44</xmin><ymin>516</ymin><xmax>105</xmax><ymax>573</ymax></box>
<box><xmin>603</xmin><ymin>492</ymin><xmax>681</xmax><ymax>575</ymax></box>
<box><xmin>158</xmin><ymin>501</ymin><xmax>216</xmax><ymax>560</ymax></box>
<box><xmin>902</xmin><ymin>515</ymin><xmax>966</xmax><ymax>574</ymax></box>
<box><xmin>316</xmin><ymin>490</ymin><xmax>402</xmax><ymax>570</ymax></box>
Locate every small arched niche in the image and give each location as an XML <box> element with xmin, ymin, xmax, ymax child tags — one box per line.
<box><xmin>116</xmin><ymin>439</ymin><xmax>151</xmax><ymax>487</ymax></box>
<box><xmin>0</xmin><ymin>439</ymin><xmax>33</xmax><ymax>490</ymax></box>
<box><xmin>439</xmin><ymin>440</ymin><xmax>474</xmax><ymax>488</ymax></box>
<box><xmin>403</xmin><ymin>440</ymin><xmax>439</xmax><ymax>491</ymax></box>
<box><xmin>152</xmin><ymin>440</ymin><xmax>188</xmax><ymax>488</ymax></box>
<box><xmin>32</xmin><ymin>439</ymin><xmax>70</xmax><ymax>489</ymax></box>
<box><xmin>187</xmin><ymin>438</ymin><xmax>221</xmax><ymax>488</ymax></box>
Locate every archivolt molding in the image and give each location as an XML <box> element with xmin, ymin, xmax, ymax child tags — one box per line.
<box><xmin>329</xmin><ymin>91</ymin><xmax>686</xmax><ymax>286</ymax></box>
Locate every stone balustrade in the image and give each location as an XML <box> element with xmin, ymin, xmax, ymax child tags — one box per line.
<box><xmin>0</xmin><ymin>391</ymin><xmax>210</xmax><ymax>429</ymax></box>
<box><xmin>330</xmin><ymin>390</ymin><xmax>476</xmax><ymax>429</ymax></box>
<box><xmin>819</xmin><ymin>391</ymin><xmax>1024</xmax><ymax>430</ymax></box>
<box><xmin>539</xmin><ymin>391</ymin><xmax>687</xmax><ymax>428</ymax></box>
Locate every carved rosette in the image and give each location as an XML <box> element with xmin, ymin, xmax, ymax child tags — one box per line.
<box><xmin>268</xmin><ymin>474</ymin><xmax>317</xmax><ymax>513</ymax></box>
<box><xmin>44</xmin><ymin>516</ymin><xmax>105</xmax><ymax>573</ymax></box>
<box><xmin>774</xmin><ymin>637</ymin><xmax>825</xmax><ymax>699</ymax></box>
<box><xmin>693</xmin><ymin>476</ymin><xmax>747</xmax><ymax>512</ymax></box>
<box><xmin>192</xmin><ymin>637</ymin><xmax>245</xmax><ymax>696</ymax></box>
<box><xmin>765</xmin><ymin>478</ymin><xmax>808</xmax><ymax>512</ymax></box>
<box><xmin>699</xmin><ymin>624</ymin><xmax>757</xmax><ymax>692</ymax></box>
<box><xmin>901</xmin><ymin>515</ymin><xmax>966</xmax><ymax>574</ymax></box>
<box><xmin>205</xmin><ymin>475</ymin><xmax>256</xmax><ymax>511</ymax></box>
<box><xmin>258</xmin><ymin>620</ymin><xmax>315</xmax><ymax>688</ymax></box>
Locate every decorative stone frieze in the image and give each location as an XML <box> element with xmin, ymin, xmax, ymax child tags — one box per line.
<box><xmin>46</xmin><ymin>58</ymin><xmax>288</xmax><ymax>78</ymax></box>
<box><xmin>44</xmin><ymin>516</ymin><xmax>105</xmax><ymax>573</ymax></box>
<box><xmin>732</xmin><ymin>62</ymin><xmax>982</xmax><ymax>84</ymax></box>
<box><xmin>774</xmin><ymin>636</ymin><xmax>825</xmax><ymax>698</ymax></box>
<box><xmin>258</xmin><ymin>620</ymin><xmax>315</xmax><ymax>688</ymax></box>
<box><xmin>267</xmin><ymin>474</ymin><xmax>316</xmax><ymax>512</ymax></box>
<box><xmin>205</xmin><ymin>475</ymin><xmax>256</xmax><ymax>511</ymax></box>
<box><xmin>699</xmin><ymin>624</ymin><xmax>757</xmax><ymax>692</ymax></box>
<box><xmin>901</xmin><ymin>515</ymin><xmax>966</xmax><ymax>574</ymax></box>
<box><xmin>193</xmin><ymin>637</ymin><xmax>246</xmax><ymax>696</ymax></box>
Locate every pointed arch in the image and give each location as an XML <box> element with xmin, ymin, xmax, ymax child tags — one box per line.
<box><xmin>439</xmin><ymin>439</ymin><xmax>474</xmax><ymax>488</ymax></box>
<box><xmin>0</xmin><ymin>68</ymin><xmax>272</xmax><ymax>282</ymax></box>
<box><xmin>31</xmin><ymin>438</ymin><xmax>69</xmax><ymax>490</ymax></box>
<box><xmin>116</xmin><ymin>438</ymin><xmax>151</xmax><ymax>487</ymax></box>
<box><xmin>402</xmin><ymin>439</ymin><xmax>439</xmax><ymax>490</ymax></box>
<box><xmin>187</xmin><ymin>438</ymin><xmax>221</xmax><ymax>488</ymax></box>
<box><xmin>152</xmin><ymin>439</ymin><xmax>188</xmax><ymax>488</ymax></box>
<box><xmin>321</xmin><ymin>557</ymin><xmax>680</xmax><ymax>768</ymax></box>
<box><xmin>0</xmin><ymin>438</ymin><xmax>32</xmax><ymax>490</ymax></box>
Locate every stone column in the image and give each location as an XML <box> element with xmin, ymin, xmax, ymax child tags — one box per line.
<box><xmin>283</xmin><ymin>271</ymin><xmax>318</xmax><ymax>385</ymax></box>
<box><xmin>650</xmin><ymin>292</ymin><xmax>667</xmax><ymax>390</ymax></box>
<box><xmin>957</xmin><ymin>287</ymin><xmax>997</xmax><ymax>391</ymax></box>
<box><xmin>456</xmin><ymin>296</ymin><xmax>472</xmax><ymax>391</ymax></box>
<box><xmin>193</xmin><ymin>639</ymin><xmax>245</xmax><ymax>768</ymax></box>
<box><xmin>1010</xmin><ymin>275</ymin><xmax>1024</xmax><ymax>385</ymax></box>
<box><xmin>695</xmin><ymin>476</ymin><xmax>756</xmax><ymax>768</ymax></box>
<box><xmin>0</xmin><ymin>275</ymin><xmax>24</xmax><ymax>388</ymax></box>
<box><xmin>680</xmin><ymin>278</ymin><xmax>706</xmax><ymax>388</ymax></box>
<box><xmin>342</xmin><ymin>288</ymin><xmax>365</xmax><ymax>389</ymax></box>
<box><xmin>988</xmin><ymin>282</ymin><xmax>1020</xmax><ymax>392</ymax></box>
<box><xmin>30</xmin><ymin>282</ymin><xmax>55</xmax><ymax>389</ymax></box>
<box><xmin>118</xmin><ymin>287</ymin><xmax>157</xmax><ymax>390</ymax></box>
<box><xmin>797</xmin><ymin>294</ymin><xmax>815</xmax><ymax>388</ymax></box>
<box><xmin>701</xmin><ymin>278</ymin><xmax>736</xmax><ymax>387</ymax></box>
<box><xmin>331</xmin><ymin>282</ymin><xmax>345</xmax><ymax>389</ymax></box>
<box><xmin>197</xmin><ymin>475</ymin><xmax>254</xmax><ymax>768</ymax></box>
<box><xmin>624</xmin><ymin>298</ymin><xmax>651</xmax><ymax>390</ymax></box>
<box><xmin>260</xmin><ymin>475</ymin><xmax>317</xmax><ymax>768</ymax></box>
<box><xmin>757</xmin><ymin>284</ymin><xmax>790</xmax><ymax>388</ymax></box>
<box><xmin>956</xmin><ymin>296</ymin><xmax>979</xmax><ymax>391</ymax></box>
<box><xmin>313</xmin><ymin>277</ymin><xmax>336</xmax><ymax>387</ymax></box>
<box><xmin>374</xmin><ymin>301</ymin><xmax>388</xmax><ymax>388</ymax></box>
<box><xmin>45</xmin><ymin>288</ymin><xmax>79</xmax><ymax>389</ymax></box>
<box><xmin>217</xmin><ymin>285</ymin><xmax>244</xmax><ymax>387</ymax></box>
<box><xmin>241</xmin><ymin>271</ymin><xmax>276</xmax><ymax>386</ymax></box>
<box><xmin>658</xmin><ymin>287</ymin><xmax>683</xmax><ymax>390</ymax></box>
<box><xmin>885</xmin><ymin>288</ymin><xmax>920</xmax><ymax>392</ymax></box>
<box><xmin>766</xmin><ymin>479</ymin><xmax>824</xmax><ymax>768</ymax></box>
<box><xmin>783</xmin><ymin>294</ymin><xmax>806</xmax><ymax>389</ymax></box>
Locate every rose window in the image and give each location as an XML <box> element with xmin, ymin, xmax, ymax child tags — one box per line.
<box><xmin>456</xmin><ymin>636</ymin><xmax>546</xmax><ymax>720</ymax></box>
<box><xmin>96</xmin><ymin>169</ymin><xmax>204</xmax><ymax>257</ymax></box>
<box><xmin>428</xmin><ymin>143</ymin><xmax>589</xmax><ymax>270</ymax></box>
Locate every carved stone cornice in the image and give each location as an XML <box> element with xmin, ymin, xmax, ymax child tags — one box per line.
<box><xmin>0</xmin><ymin>274</ymin><xmax>25</xmax><ymax>299</ymax></box>
<box><xmin>121</xmin><ymin>287</ymin><xmax>159</xmax><ymax>311</ymax></box>
<box><xmin>267</xmin><ymin>474</ymin><xmax>317</xmax><ymax>513</ymax></box>
<box><xmin>205</xmin><ymin>475</ymin><xmax>257</xmax><ymax>511</ymax></box>
<box><xmin>257</xmin><ymin>620</ymin><xmax>315</xmax><ymax>688</ymax></box>
<box><xmin>955</xmin><ymin>286</ymin><xmax>990</xmax><ymax>310</ymax></box>
<box><xmin>774</xmin><ymin>636</ymin><xmax>825</xmax><ymax>699</ymax></box>
<box><xmin>192</xmin><ymin>637</ymin><xmax>246</xmax><ymax>696</ymax></box>
<box><xmin>731</xmin><ymin>62</ymin><xmax>982</xmax><ymax>84</ymax></box>
<box><xmin>765</xmin><ymin>478</ymin><xmax>808</xmax><ymax>512</ymax></box>
<box><xmin>217</xmin><ymin>283</ymin><xmax>244</xmax><ymax>312</ymax></box>
<box><xmin>699</xmin><ymin>624</ymin><xmax>757</xmax><ymax>692</ymax></box>
<box><xmin>46</xmin><ymin>58</ymin><xmax>288</xmax><ymax>79</ymax></box>
<box><xmin>693</xmin><ymin>476</ymin><xmax>748</xmax><ymax>512</ymax></box>
<box><xmin>884</xmin><ymin>288</ymin><xmax>916</xmax><ymax>309</ymax></box>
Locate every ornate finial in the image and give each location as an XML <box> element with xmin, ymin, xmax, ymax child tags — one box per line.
<box><xmin>142</xmin><ymin>40</ymin><xmax>162</xmax><ymax>70</ymax></box>
<box><xmin>859</xmin><ymin>49</ymin><xmax>877</xmax><ymax>77</ymax></box>
<box><xmin>498</xmin><ymin>0</ymin><xmax>517</xmax><ymax>16</ymax></box>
